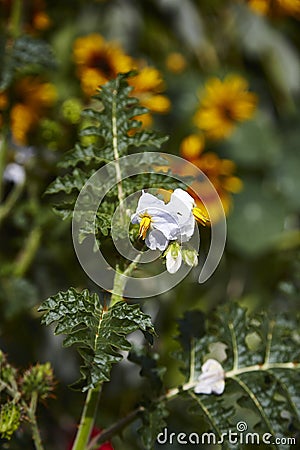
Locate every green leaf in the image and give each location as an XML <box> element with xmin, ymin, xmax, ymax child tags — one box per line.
<box><xmin>58</xmin><ymin>144</ymin><xmax>108</xmax><ymax>169</ymax></box>
<box><xmin>0</xmin><ymin>35</ymin><xmax>56</xmax><ymax>89</ymax></box>
<box><xmin>174</xmin><ymin>305</ymin><xmax>300</xmax><ymax>449</ymax></box>
<box><xmin>38</xmin><ymin>288</ymin><xmax>155</xmax><ymax>391</ymax></box>
<box><xmin>46</xmin><ymin>73</ymin><xmax>171</xmax><ymax>217</ymax></box>
<box><xmin>45</xmin><ymin>168</ymin><xmax>91</xmax><ymax>195</ymax></box>
<box><xmin>138</xmin><ymin>402</ymin><xmax>169</xmax><ymax>450</ymax></box>
<box><xmin>128</xmin><ymin>346</ymin><xmax>166</xmax><ymax>396</ymax></box>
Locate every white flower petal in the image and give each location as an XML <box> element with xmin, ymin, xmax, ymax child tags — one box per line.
<box><xmin>166</xmin><ymin>246</ymin><xmax>182</xmax><ymax>273</ymax></box>
<box><xmin>172</xmin><ymin>188</ymin><xmax>195</xmax><ymax>209</ymax></box>
<box><xmin>166</xmin><ymin>189</ymin><xmax>196</xmax><ymax>242</ymax></box>
<box><xmin>131</xmin><ymin>212</ymin><xmax>140</xmax><ymax>224</ymax></box>
<box><xmin>194</xmin><ymin>359</ymin><xmax>225</xmax><ymax>395</ymax></box>
<box><xmin>136</xmin><ymin>192</ymin><xmax>166</xmax><ymax>213</ymax></box>
<box><xmin>131</xmin><ymin>192</ymin><xmax>181</xmax><ymax>245</ymax></box>
<box><xmin>146</xmin><ymin>229</ymin><xmax>169</xmax><ymax>251</ymax></box>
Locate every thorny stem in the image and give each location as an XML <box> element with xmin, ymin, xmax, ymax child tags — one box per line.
<box><xmin>0</xmin><ymin>181</ymin><xmax>25</xmax><ymax>225</ymax></box>
<box><xmin>9</xmin><ymin>0</ymin><xmax>22</xmax><ymax>38</ymax></box>
<box><xmin>111</xmin><ymin>88</ymin><xmax>125</xmax><ymax>214</ymax></box>
<box><xmin>110</xmin><ymin>253</ymin><xmax>141</xmax><ymax>306</ymax></box>
<box><xmin>73</xmin><ymin>82</ymin><xmax>140</xmax><ymax>450</ymax></box>
<box><xmin>71</xmin><ymin>385</ymin><xmax>102</xmax><ymax>450</ymax></box>
<box><xmin>27</xmin><ymin>392</ymin><xmax>44</xmax><ymax>450</ymax></box>
<box><xmin>13</xmin><ymin>225</ymin><xmax>42</xmax><ymax>277</ymax></box>
<box><xmin>72</xmin><ymin>248</ymin><xmax>136</xmax><ymax>448</ymax></box>
<box><xmin>0</xmin><ymin>131</ymin><xmax>9</xmax><ymax>204</ymax></box>
<box><xmin>86</xmin><ymin>362</ymin><xmax>300</xmax><ymax>448</ymax></box>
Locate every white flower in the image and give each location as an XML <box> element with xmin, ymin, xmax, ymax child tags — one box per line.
<box><xmin>131</xmin><ymin>191</ymin><xmax>179</xmax><ymax>251</ymax></box>
<box><xmin>194</xmin><ymin>359</ymin><xmax>225</xmax><ymax>395</ymax></box>
<box><xmin>3</xmin><ymin>163</ymin><xmax>26</xmax><ymax>185</ymax></box>
<box><xmin>166</xmin><ymin>189</ymin><xmax>195</xmax><ymax>242</ymax></box>
<box><xmin>165</xmin><ymin>242</ymin><xmax>182</xmax><ymax>273</ymax></box>
<box><xmin>166</xmin><ymin>189</ymin><xmax>210</xmax><ymax>242</ymax></box>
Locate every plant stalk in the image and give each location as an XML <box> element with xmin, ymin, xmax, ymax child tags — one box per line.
<box><xmin>13</xmin><ymin>225</ymin><xmax>41</xmax><ymax>277</ymax></box>
<box><xmin>0</xmin><ymin>133</ymin><xmax>8</xmax><ymax>204</ymax></box>
<box><xmin>9</xmin><ymin>0</ymin><xmax>22</xmax><ymax>38</ymax></box>
<box><xmin>71</xmin><ymin>384</ymin><xmax>102</xmax><ymax>450</ymax></box>
<box><xmin>0</xmin><ymin>181</ymin><xmax>25</xmax><ymax>225</ymax></box>
<box><xmin>27</xmin><ymin>392</ymin><xmax>44</xmax><ymax>450</ymax></box>
<box><xmin>110</xmin><ymin>253</ymin><xmax>141</xmax><ymax>306</ymax></box>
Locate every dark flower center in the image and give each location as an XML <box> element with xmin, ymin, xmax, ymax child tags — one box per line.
<box><xmin>220</xmin><ymin>103</ymin><xmax>235</xmax><ymax>121</ymax></box>
<box><xmin>89</xmin><ymin>51</ymin><xmax>114</xmax><ymax>78</ymax></box>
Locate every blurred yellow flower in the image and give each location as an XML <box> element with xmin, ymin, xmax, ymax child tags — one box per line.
<box><xmin>73</xmin><ymin>34</ymin><xmax>134</xmax><ymax>97</ymax></box>
<box><xmin>73</xmin><ymin>34</ymin><xmax>170</xmax><ymax>127</ymax></box>
<box><xmin>247</xmin><ymin>0</ymin><xmax>300</xmax><ymax>17</ymax></box>
<box><xmin>166</xmin><ymin>52</ymin><xmax>187</xmax><ymax>74</ymax></box>
<box><xmin>194</xmin><ymin>75</ymin><xmax>257</xmax><ymax>140</ymax></box>
<box><xmin>180</xmin><ymin>134</ymin><xmax>205</xmax><ymax>160</ymax></box>
<box><xmin>179</xmin><ymin>138</ymin><xmax>242</xmax><ymax>216</ymax></box>
<box><xmin>32</xmin><ymin>10</ymin><xmax>51</xmax><ymax>31</ymax></box>
<box><xmin>129</xmin><ymin>67</ymin><xmax>170</xmax><ymax>126</ymax></box>
<box><xmin>10</xmin><ymin>77</ymin><xmax>57</xmax><ymax>145</ymax></box>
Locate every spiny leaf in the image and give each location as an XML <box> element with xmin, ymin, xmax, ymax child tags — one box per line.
<box><xmin>128</xmin><ymin>346</ymin><xmax>166</xmax><ymax>396</ymax></box>
<box><xmin>38</xmin><ymin>288</ymin><xmax>155</xmax><ymax>391</ymax></box>
<box><xmin>138</xmin><ymin>401</ymin><xmax>169</xmax><ymax>450</ymax></box>
<box><xmin>45</xmin><ymin>168</ymin><xmax>91</xmax><ymax>195</ymax></box>
<box><xmin>174</xmin><ymin>305</ymin><xmax>300</xmax><ymax>449</ymax></box>
<box><xmin>58</xmin><ymin>144</ymin><xmax>108</xmax><ymax>169</ymax></box>
<box><xmin>46</xmin><ymin>73</ymin><xmax>172</xmax><ymax>207</ymax></box>
<box><xmin>0</xmin><ymin>35</ymin><xmax>56</xmax><ymax>89</ymax></box>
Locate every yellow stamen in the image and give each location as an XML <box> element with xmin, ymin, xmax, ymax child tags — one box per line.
<box><xmin>192</xmin><ymin>207</ymin><xmax>210</xmax><ymax>226</ymax></box>
<box><xmin>139</xmin><ymin>215</ymin><xmax>152</xmax><ymax>239</ymax></box>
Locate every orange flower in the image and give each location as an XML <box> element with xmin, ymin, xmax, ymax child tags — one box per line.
<box><xmin>179</xmin><ymin>136</ymin><xmax>242</xmax><ymax>216</ymax></box>
<box><xmin>166</xmin><ymin>52</ymin><xmax>187</xmax><ymax>74</ymax></box>
<box><xmin>247</xmin><ymin>0</ymin><xmax>300</xmax><ymax>18</ymax></box>
<box><xmin>180</xmin><ymin>134</ymin><xmax>205</xmax><ymax>160</ymax></box>
<box><xmin>10</xmin><ymin>77</ymin><xmax>56</xmax><ymax>144</ymax></box>
<box><xmin>73</xmin><ymin>34</ymin><xmax>134</xmax><ymax>97</ymax></box>
<box><xmin>128</xmin><ymin>66</ymin><xmax>170</xmax><ymax>127</ymax></box>
<box><xmin>194</xmin><ymin>75</ymin><xmax>257</xmax><ymax>140</ymax></box>
<box><xmin>73</xmin><ymin>34</ymin><xmax>170</xmax><ymax>126</ymax></box>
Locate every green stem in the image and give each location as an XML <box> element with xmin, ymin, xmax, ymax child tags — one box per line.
<box><xmin>110</xmin><ymin>254</ymin><xmax>141</xmax><ymax>306</ymax></box>
<box><xmin>71</xmin><ymin>384</ymin><xmax>102</xmax><ymax>450</ymax></box>
<box><xmin>111</xmin><ymin>88</ymin><xmax>124</xmax><ymax>211</ymax></box>
<box><xmin>0</xmin><ymin>181</ymin><xmax>25</xmax><ymax>225</ymax></box>
<box><xmin>13</xmin><ymin>225</ymin><xmax>41</xmax><ymax>277</ymax></box>
<box><xmin>27</xmin><ymin>392</ymin><xmax>44</xmax><ymax>450</ymax></box>
<box><xmin>87</xmin><ymin>406</ymin><xmax>145</xmax><ymax>450</ymax></box>
<box><xmin>0</xmin><ymin>132</ymin><xmax>9</xmax><ymax>203</ymax></box>
<box><xmin>72</xmin><ymin>213</ymin><xmax>138</xmax><ymax>448</ymax></box>
<box><xmin>9</xmin><ymin>0</ymin><xmax>22</xmax><ymax>38</ymax></box>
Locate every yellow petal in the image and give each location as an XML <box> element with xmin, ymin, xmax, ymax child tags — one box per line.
<box><xmin>192</xmin><ymin>207</ymin><xmax>210</xmax><ymax>226</ymax></box>
<box><xmin>139</xmin><ymin>216</ymin><xmax>152</xmax><ymax>239</ymax></box>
